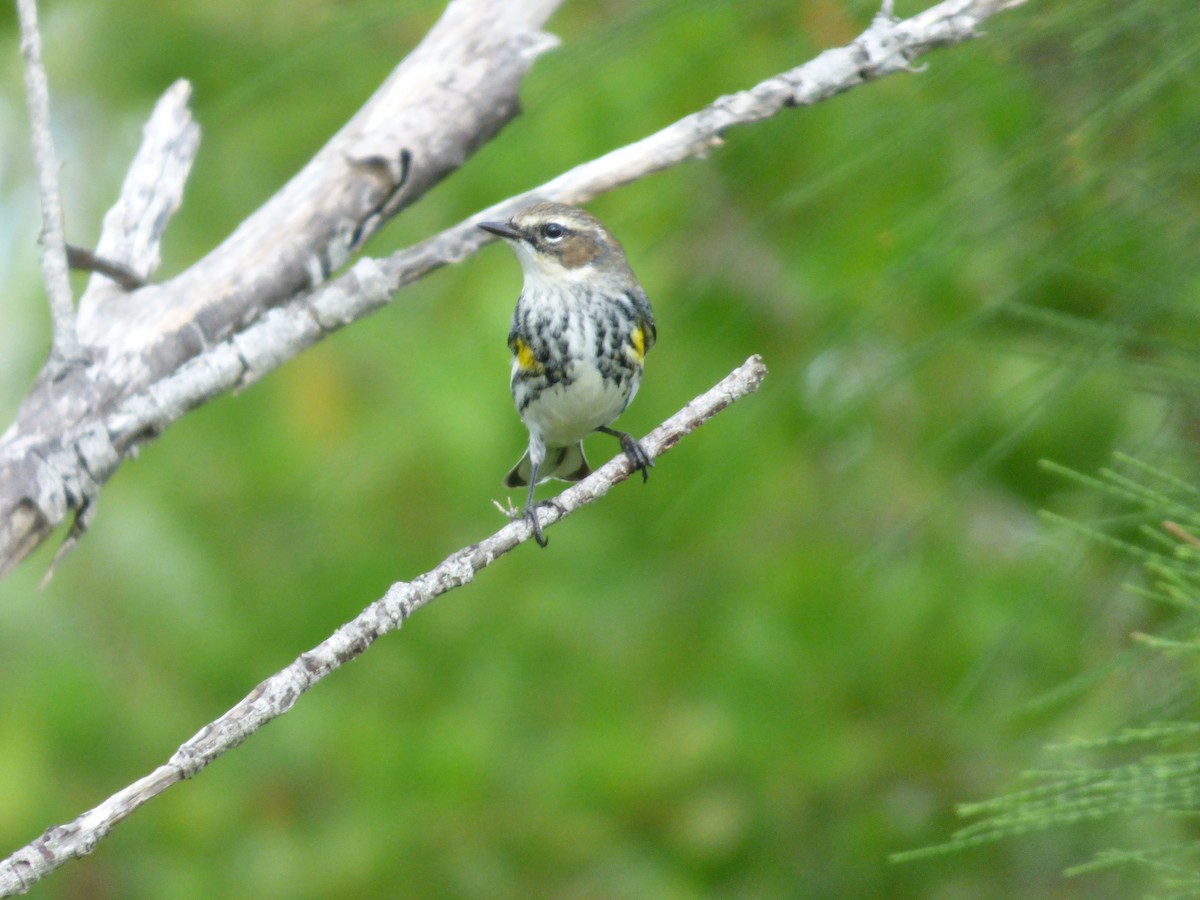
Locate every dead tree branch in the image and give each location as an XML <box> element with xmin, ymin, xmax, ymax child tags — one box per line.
<box><xmin>79</xmin><ymin>79</ymin><xmax>200</xmax><ymax>301</ymax></box>
<box><xmin>0</xmin><ymin>0</ymin><xmax>1025</xmax><ymax>580</ymax></box>
<box><xmin>15</xmin><ymin>0</ymin><xmax>79</xmax><ymax>369</ymax></box>
<box><xmin>0</xmin><ymin>354</ymin><xmax>768</xmax><ymax>897</ymax></box>
<box><xmin>0</xmin><ymin>0</ymin><xmax>563</xmax><ymax>579</ymax></box>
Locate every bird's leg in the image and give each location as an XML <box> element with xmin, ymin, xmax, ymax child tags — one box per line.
<box><xmin>524</xmin><ymin>462</ymin><xmax>549</xmax><ymax>548</ymax></box>
<box><xmin>596</xmin><ymin>426</ymin><xmax>653</xmax><ymax>483</ymax></box>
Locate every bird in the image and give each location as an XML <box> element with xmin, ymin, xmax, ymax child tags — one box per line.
<box><xmin>479</xmin><ymin>201</ymin><xmax>656</xmax><ymax>547</ymax></box>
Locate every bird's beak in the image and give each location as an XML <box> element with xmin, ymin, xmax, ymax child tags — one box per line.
<box><xmin>478</xmin><ymin>219</ymin><xmax>525</xmax><ymax>242</ymax></box>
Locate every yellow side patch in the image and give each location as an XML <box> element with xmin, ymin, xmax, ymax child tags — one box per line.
<box><xmin>512</xmin><ymin>337</ymin><xmax>542</xmax><ymax>372</ymax></box>
<box><xmin>630</xmin><ymin>325</ymin><xmax>646</xmax><ymax>362</ymax></box>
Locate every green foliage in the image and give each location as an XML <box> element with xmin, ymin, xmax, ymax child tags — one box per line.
<box><xmin>896</xmin><ymin>458</ymin><xmax>1200</xmax><ymax>894</ymax></box>
<box><xmin>1</xmin><ymin>0</ymin><xmax>1198</xmax><ymax>896</ymax></box>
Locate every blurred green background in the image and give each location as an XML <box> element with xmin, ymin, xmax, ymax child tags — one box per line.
<box><xmin>2</xmin><ymin>0</ymin><xmax>1198</xmax><ymax>896</ymax></box>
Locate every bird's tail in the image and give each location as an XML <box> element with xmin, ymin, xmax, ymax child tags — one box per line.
<box><xmin>504</xmin><ymin>443</ymin><xmax>591</xmax><ymax>488</ymax></box>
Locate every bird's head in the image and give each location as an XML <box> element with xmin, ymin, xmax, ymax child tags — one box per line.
<box><xmin>479</xmin><ymin>202</ymin><xmax>630</xmax><ymax>285</ymax></box>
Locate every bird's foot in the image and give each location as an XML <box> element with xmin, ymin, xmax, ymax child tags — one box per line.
<box><xmin>599</xmin><ymin>427</ymin><xmax>653</xmax><ymax>483</ymax></box>
<box><xmin>495</xmin><ymin>496</ymin><xmax>549</xmax><ymax>547</ymax></box>
<box><xmin>525</xmin><ymin>502</ymin><xmax>549</xmax><ymax>548</ymax></box>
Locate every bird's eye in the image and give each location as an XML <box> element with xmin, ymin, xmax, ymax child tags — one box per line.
<box><xmin>539</xmin><ymin>222</ymin><xmax>567</xmax><ymax>242</ymax></box>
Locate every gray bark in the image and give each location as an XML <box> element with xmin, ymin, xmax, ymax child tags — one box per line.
<box><xmin>0</xmin><ymin>0</ymin><xmax>562</xmax><ymax>579</ymax></box>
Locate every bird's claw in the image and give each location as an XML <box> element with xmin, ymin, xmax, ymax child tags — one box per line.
<box><xmin>496</xmin><ymin>495</ymin><xmax>550</xmax><ymax>547</ymax></box>
<box><xmin>618</xmin><ymin>433</ymin><xmax>654</xmax><ymax>483</ymax></box>
<box><xmin>525</xmin><ymin>503</ymin><xmax>549</xmax><ymax>548</ymax></box>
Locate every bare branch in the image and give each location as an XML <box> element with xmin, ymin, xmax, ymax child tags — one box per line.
<box><xmin>374</xmin><ymin>0</ymin><xmax>1033</xmax><ymax>291</ymax></box>
<box><xmin>92</xmin><ymin>0</ymin><xmax>1032</xmax><ymax>453</ymax></box>
<box><xmin>0</xmin><ymin>355</ymin><xmax>768</xmax><ymax>897</ymax></box>
<box><xmin>76</xmin><ymin>0</ymin><xmax>562</xmax><ymax>361</ymax></box>
<box><xmin>0</xmin><ymin>0</ymin><xmax>1026</xmax><ymax>578</ymax></box>
<box><xmin>16</xmin><ymin>0</ymin><xmax>80</xmax><ymax>368</ymax></box>
<box><xmin>77</xmin><ymin>79</ymin><xmax>200</xmax><ymax>304</ymax></box>
<box><xmin>0</xmin><ymin>0</ymin><xmax>564</xmax><ymax>580</ymax></box>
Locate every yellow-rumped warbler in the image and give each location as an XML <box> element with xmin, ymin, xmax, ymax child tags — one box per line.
<box><xmin>479</xmin><ymin>202</ymin><xmax>656</xmax><ymax>547</ymax></box>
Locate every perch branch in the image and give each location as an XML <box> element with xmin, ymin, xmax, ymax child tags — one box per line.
<box><xmin>16</xmin><ymin>0</ymin><xmax>80</xmax><ymax>368</ymax></box>
<box><xmin>0</xmin><ymin>355</ymin><xmax>768</xmax><ymax>897</ymax></box>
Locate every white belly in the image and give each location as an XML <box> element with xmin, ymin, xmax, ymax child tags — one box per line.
<box><xmin>520</xmin><ymin>361</ymin><xmax>639</xmax><ymax>447</ymax></box>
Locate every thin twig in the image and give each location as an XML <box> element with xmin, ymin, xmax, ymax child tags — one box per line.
<box><xmin>16</xmin><ymin>0</ymin><xmax>81</xmax><ymax>368</ymax></box>
<box><xmin>66</xmin><ymin>245</ymin><xmax>148</xmax><ymax>292</ymax></box>
<box><xmin>0</xmin><ymin>354</ymin><xmax>768</xmax><ymax>897</ymax></box>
